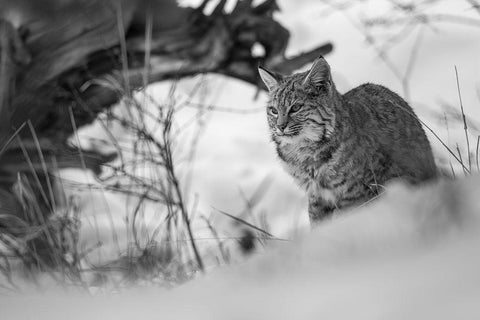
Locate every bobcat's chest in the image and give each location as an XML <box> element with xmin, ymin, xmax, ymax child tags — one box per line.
<box><xmin>277</xmin><ymin>137</ymin><xmax>340</xmax><ymax>205</ymax></box>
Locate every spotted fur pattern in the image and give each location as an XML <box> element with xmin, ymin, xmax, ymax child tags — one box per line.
<box><xmin>258</xmin><ymin>57</ymin><xmax>437</xmax><ymax>223</ymax></box>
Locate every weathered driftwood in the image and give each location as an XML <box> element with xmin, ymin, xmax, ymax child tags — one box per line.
<box><xmin>0</xmin><ymin>0</ymin><xmax>332</xmax><ymax>226</ymax></box>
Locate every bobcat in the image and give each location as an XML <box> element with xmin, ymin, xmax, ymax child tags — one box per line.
<box><xmin>258</xmin><ymin>56</ymin><xmax>437</xmax><ymax>223</ymax></box>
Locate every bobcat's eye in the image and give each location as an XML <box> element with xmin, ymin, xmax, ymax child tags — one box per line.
<box><xmin>269</xmin><ymin>107</ymin><xmax>278</xmax><ymax>116</ymax></box>
<box><xmin>290</xmin><ymin>104</ymin><xmax>302</xmax><ymax>113</ymax></box>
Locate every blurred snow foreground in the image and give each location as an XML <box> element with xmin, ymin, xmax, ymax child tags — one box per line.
<box><xmin>4</xmin><ymin>175</ymin><xmax>480</xmax><ymax>319</ymax></box>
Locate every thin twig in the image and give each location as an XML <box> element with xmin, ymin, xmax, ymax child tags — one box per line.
<box><xmin>0</xmin><ymin>122</ymin><xmax>26</xmax><ymax>158</ymax></box>
<box><xmin>455</xmin><ymin>66</ymin><xmax>471</xmax><ymax>173</ymax></box>
<box><xmin>27</xmin><ymin>121</ymin><xmax>56</xmax><ymax>210</ymax></box>
<box><xmin>476</xmin><ymin>135</ymin><xmax>480</xmax><ymax>172</ymax></box>
<box><xmin>456</xmin><ymin>143</ymin><xmax>467</xmax><ymax>175</ymax></box>
<box><xmin>213</xmin><ymin>207</ymin><xmax>275</xmax><ymax>238</ymax></box>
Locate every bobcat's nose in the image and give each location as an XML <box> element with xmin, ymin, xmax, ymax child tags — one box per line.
<box><xmin>276</xmin><ymin>125</ymin><xmax>287</xmax><ymax>135</ymax></box>
<box><xmin>276</xmin><ymin>122</ymin><xmax>287</xmax><ymax>134</ymax></box>
<box><xmin>276</xmin><ymin>114</ymin><xmax>288</xmax><ymax>135</ymax></box>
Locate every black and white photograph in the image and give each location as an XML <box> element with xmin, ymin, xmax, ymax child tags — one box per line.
<box><xmin>1</xmin><ymin>0</ymin><xmax>480</xmax><ymax>318</ymax></box>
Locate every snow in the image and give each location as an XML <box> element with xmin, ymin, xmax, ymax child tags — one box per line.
<box><xmin>3</xmin><ymin>176</ymin><xmax>480</xmax><ymax>319</ymax></box>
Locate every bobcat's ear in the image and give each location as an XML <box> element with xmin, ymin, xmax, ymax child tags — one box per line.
<box><xmin>302</xmin><ymin>56</ymin><xmax>331</xmax><ymax>87</ymax></box>
<box><xmin>258</xmin><ymin>66</ymin><xmax>281</xmax><ymax>92</ymax></box>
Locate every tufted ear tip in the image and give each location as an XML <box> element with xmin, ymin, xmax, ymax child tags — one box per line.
<box><xmin>302</xmin><ymin>56</ymin><xmax>331</xmax><ymax>87</ymax></box>
<box><xmin>258</xmin><ymin>66</ymin><xmax>281</xmax><ymax>92</ymax></box>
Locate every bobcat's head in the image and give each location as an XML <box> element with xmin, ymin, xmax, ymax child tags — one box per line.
<box><xmin>258</xmin><ymin>57</ymin><xmax>337</xmax><ymax>143</ymax></box>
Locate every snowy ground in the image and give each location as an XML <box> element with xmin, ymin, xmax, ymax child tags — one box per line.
<box><xmin>3</xmin><ymin>176</ymin><xmax>480</xmax><ymax>319</ymax></box>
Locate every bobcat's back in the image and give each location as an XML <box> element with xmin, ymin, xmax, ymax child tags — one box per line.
<box><xmin>342</xmin><ymin>83</ymin><xmax>436</xmax><ymax>183</ymax></box>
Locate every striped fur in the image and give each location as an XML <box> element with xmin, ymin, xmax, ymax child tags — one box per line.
<box><xmin>259</xmin><ymin>57</ymin><xmax>437</xmax><ymax>223</ymax></box>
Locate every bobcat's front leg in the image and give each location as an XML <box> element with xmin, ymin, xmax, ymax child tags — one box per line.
<box><xmin>308</xmin><ymin>196</ymin><xmax>335</xmax><ymax>223</ymax></box>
